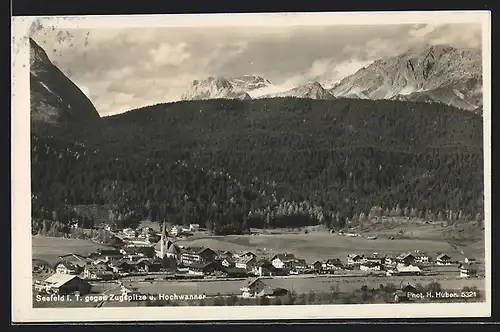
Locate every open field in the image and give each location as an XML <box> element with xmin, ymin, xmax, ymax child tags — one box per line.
<box><xmin>33</xmin><ymin>274</ymin><xmax>486</xmax><ymax>308</ymax></box>
<box><xmin>32</xmin><ymin>236</ymin><xmax>112</xmax><ymax>266</ymax></box>
<box><xmin>175</xmin><ymin>232</ymin><xmax>484</xmax><ymax>263</ymax></box>
<box><xmin>118</xmin><ymin>275</ymin><xmax>486</xmax><ymax>296</ymax></box>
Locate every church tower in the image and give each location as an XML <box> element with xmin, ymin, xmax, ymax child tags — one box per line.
<box><xmin>160</xmin><ymin>221</ymin><xmax>166</xmax><ymax>258</ymax></box>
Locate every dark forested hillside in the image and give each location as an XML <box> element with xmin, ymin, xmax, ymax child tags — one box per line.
<box><xmin>31</xmin><ymin>97</ymin><xmax>484</xmax><ymax>234</ymax></box>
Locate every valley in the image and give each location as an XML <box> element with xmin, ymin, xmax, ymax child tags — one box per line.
<box><xmin>26</xmin><ymin>32</ymin><xmax>487</xmax><ymax>309</ymax></box>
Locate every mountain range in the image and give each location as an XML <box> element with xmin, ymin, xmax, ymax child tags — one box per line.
<box><xmin>28</xmin><ymin>39</ymin><xmax>484</xmax><ymax>132</ymax></box>
<box><xmin>29</xmin><ymin>38</ymin><xmax>100</xmax><ymax>129</ymax></box>
<box><xmin>329</xmin><ymin>44</ymin><xmax>482</xmax><ymax>112</ymax></box>
<box><xmin>180</xmin><ymin>44</ymin><xmax>482</xmax><ymax>112</ymax></box>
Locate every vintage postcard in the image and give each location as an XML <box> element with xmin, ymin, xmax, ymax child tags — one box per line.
<box><xmin>11</xmin><ymin>11</ymin><xmax>491</xmax><ymax>322</ymax></box>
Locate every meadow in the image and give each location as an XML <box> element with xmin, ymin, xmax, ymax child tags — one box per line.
<box><xmin>32</xmin><ymin>235</ymin><xmax>112</xmax><ymax>266</ymax></box>
<box><xmin>175</xmin><ymin>231</ymin><xmax>484</xmax><ymax>263</ymax></box>
<box><xmin>119</xmin><ymin>274</ymin><xmax>485</xmax><ymax>297</ymax></box>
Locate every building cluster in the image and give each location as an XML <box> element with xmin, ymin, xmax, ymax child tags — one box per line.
<box><xmin>33</xmin><ymin>223</ymin><xmax>479</xmax><ymax>297</ymax></box>
<box><xmin>340</xmin><ymin>250</ymin><xmax>476</xmax><ymax>276</ymax></box>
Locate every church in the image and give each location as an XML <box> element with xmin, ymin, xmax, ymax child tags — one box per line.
<box><xmin>154</xmin><ymin>222</ymin><xmax>181</xmax><ymax>261</ymax></box>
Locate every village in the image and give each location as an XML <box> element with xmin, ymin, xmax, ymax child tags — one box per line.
<box><xmin>32</xmin><ymin>221</ymin><xmax>484</xmax><ymax>306</ymax></box>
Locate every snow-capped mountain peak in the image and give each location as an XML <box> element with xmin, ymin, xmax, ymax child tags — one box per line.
<box><xmin>229</xmin><ymin>75</ymin><xmax>272</xmax><ymax>92</ymax></box>
<box><xmin>181</xmin><ymin>76</ymin><xmax>251</xmax><ymax>101</ymax></box>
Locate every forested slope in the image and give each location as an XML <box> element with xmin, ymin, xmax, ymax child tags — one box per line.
<box><xmin>31</xmin><ymin>97</ymin><xmax>484</xmax><ymax>234</ymax></box>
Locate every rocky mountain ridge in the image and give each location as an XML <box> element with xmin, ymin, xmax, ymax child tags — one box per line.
<box><xmin>180</xmin><ymin>44</ymin><xmax>482</xmax><ymax>113</ymax></box>
<box><xmin>262</xmin><ymin>81</ymin><xmax>335</xmax><ymax>100</ymax></box>
<box><xmin>30</xmin><ymin>38</ymin><xmax>100</xmax><ymax>128</ymax></box>
<box><xmin>329</xmin><ymin>44</ymin><xmax>482</xmax><ymax>111</ymax></box>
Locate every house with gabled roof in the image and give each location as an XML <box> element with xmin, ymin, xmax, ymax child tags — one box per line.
<box><xmin>188</xmin><ymin>261</ymin><xmax>223</xmax><ymax>276</ymax></box>
<box><xmin>413</xmin><ymin>250</ymin><xmax>430</xmax><ymax>263</ymax></box>
<box><xmin>459</xmin><ymin>263</ymin><xmax>478</xmax><ymax>278</ymax></box>
<box><xmin>396</xmin><ymin>252</ymin><xmax>416</xmax><ymax>266</ymax></box>
<box><xmin>240</xmin><ymin>277</ymin><xmax>267</xmax><ymax>298</ymax></box>
<box><xmin>291</xmin><ymin>258</ymin><xmax>308</xmax><ymax>272</ymax></box>
<box><xmin>311</xmin><ymin>260</ymin><xmax>323</xmax><ymax>272</ymax></box>
<box><xmin>108</xmin><ymin>260</ymin><xmax>134</xmax><ymax>273</ymax></box>
<box><xmin>347</xmin><ymin>254</ymin><xmax>364</xmax><ymax>265</ymax></box>
<box><xmin>84</xmin><ymin>262</ymin><xmax>114</xmax><ymax>280</ymax></box>
<box><xmin>54</xmin><ymin>261</ymin><xmax>80</xmax><ymax>275</ymax></box>
<box><xmin>270</xmin><ymin>253</ymin><xmax>296</xmax><ymax>269</ymax></box>
<box><xmin>36</xmin><ymin>274</ymin><xmax>91</xmax><ymax>295</ymax></box>
<box><xmin>239</xmin><ymin>251</ymin><xmax>257</xmax><ymax>260</ymax></box>
<box><xmin>252</xmin><ymin>259</ymin><xmax>275</xmax><ymax>277</ymax></box>
<box><xmin>218</xmin><ymin>250</ymin><xmax>236</xmax><ymax>259</ymax></box>
<box><xmin>180</xmin><ymin>246</ymin><xmax>218</xmax><ymax>266</ymax></box>
<box><xmin>322</xmin><ymin>258</ymin><xmax>344</xmax><ymax>272</ymax></box>
<box><xmin>235</xmin><ymin>255</ymin><xmax>257</xmax><ymax>271</ymax></box>
<box><xmin>364</xmin><ymin>253</ymin><xmax>384</xmax><ymax>264</ymax></box>
<box><xmin>393</xmin><ymin>282</ymin><xmax>417</xmax><ymax>303</ymax></box>
<box><xmin>436</xmin><ymin>253</ymin><xmax>452</xmax><ymax>265</ymax></box>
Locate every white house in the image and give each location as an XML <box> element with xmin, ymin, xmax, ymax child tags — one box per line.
<box><xmin>459</xmin><ymin>263</ymin><xmax>477</xmax><ymax>278</ymax></box>
<box><xmin>322</xmin><ymin>259</ymin><xmax>343</xmax><ymax>271</ymax></box>
<box><xmin>395</xmin><ymin>264</ymin><xmax>421</xmax><ymax>275</ymax></box>
<box><xmin>360</xmin><ymin>262</ymin><xmax>382</xmax><ymax>272</ymax></box>
<box><xmin>55</xmin><ymin>261</ymin><xmax>78</xmax><ymax>275</ymax></box>
<box><xmin>347</xmin><ymin>254</ymin><xmax>364</xmax><ymax>265</ymax></box>
<box><xmin>189</xmin><ymin>224</ymin><xmax>200</xmax><ymax>231</ymax></box>
<box><xmin>169</xmin><ymin>226</ymin><xmax>179</xmax><ymax>237</ymax></box>
<box><xmin>122</xmin><ymin>228</ymin><xmax>136</xmax><ymax>239</ymax></box>
<box><xmin>413</xmin><ymin>250</ymin><xmax>430</xmax><ymax>263</ymax></box>
<box><xmin>271</xmin><ymin>253</ymin><xmax>296</xmax><ymax>269</ymax></box>
<box><xmin>384</xmin><ymin>255</ymin><xmax>395</xmax><ymax>265</ymax></box>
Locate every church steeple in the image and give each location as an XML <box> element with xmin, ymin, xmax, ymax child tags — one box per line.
<box><xmin>160</xmin><ymin>221</ymin><xmax>166</xmax><ymax>258</ymax></box>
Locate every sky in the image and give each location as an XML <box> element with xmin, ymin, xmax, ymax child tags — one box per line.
<box><xmin>31</xmin><ymin>23</ymin><xmax>482</xmax><ymax>116</ymax></box>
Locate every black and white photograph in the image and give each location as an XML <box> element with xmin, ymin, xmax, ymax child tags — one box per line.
<box><xmin>11</xmin><ymin>11</ymin><xmax>491</xmax><ymax>322</ymax></box>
